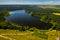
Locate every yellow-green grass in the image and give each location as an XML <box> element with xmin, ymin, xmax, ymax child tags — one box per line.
<box><xmin>0</xmin><ymin>29</ymin><xmax>60</xmax><ymax>40</ymax></box>
<box><xmin>39</xmin><ymin>6</ymin><xmax>60</xmax><ymax>9</ymax></box>
<box><xmin>53</xmin><ymin>13</ymin><xmax>60</xmax><ymax>16</ymax></box>
<box><xmin>40</xmin><ymin>6</ymin><xmax>57</xmax><ymax>8</ymax></box>
<box><xmin>0</xmin><ymin>37</ymin><xmax>9</xmax><ymax>40</ymax></box>
<box><xmin>46</xmin><ymin>30</ymin><xmax>60</xmax><ymax>40</ymax></box>
<box><xmin>0</xmin><ymin>29</ymin><xmax>43</xmax><ymax>40</ymax></box>
<box><xmin>3</xmin><ymin>35</ymin><xmax>43</xmax><ymax>40</ymax></box>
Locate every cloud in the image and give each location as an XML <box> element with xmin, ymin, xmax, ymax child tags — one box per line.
<box><xmin>0</xmin><ymin>1</ymin><xmax>60</xmax><ymax>5</ymax></box>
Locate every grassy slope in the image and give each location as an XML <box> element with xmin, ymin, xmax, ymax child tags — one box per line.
<box><xmin>0</xmin><ymin>29</ymin><xmax>43</xmax><ymax>40</ymax></box>
<box><xmin>0</xmin><ymin>29</ymin><xmax>60</xmax><ymax>40</ymax></box>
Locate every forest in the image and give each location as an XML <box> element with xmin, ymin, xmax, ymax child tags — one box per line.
<box><xmin>0</xmin><ymin>5</ymin><xmax>60</xmax><ymax>40</ymax></box>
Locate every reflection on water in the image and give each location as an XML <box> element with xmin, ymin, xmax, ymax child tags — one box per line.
<box><xmin>6</xmin><ymin>10</ymin><xmax>41</xmax><ymax>26</ymax></box>
<box><xmin>6</xmin><ymin>10</ymin><xmax>52</xmax><ymax>29</ymax></box>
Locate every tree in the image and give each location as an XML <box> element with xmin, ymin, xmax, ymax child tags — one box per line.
<box><xmin>0</xmin><ymin>10</ymin><xmax>10</xmax><ymax>29</ymax></box>
<box><xmin>25</xmin><ymin>7</ymin><xmax>60</xmax><ymax>30</ymax></box>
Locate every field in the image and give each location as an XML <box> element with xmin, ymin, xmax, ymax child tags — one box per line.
<box><xmin>0</xmin><ymin>29</ymin><xmax>43</xmax><ymax>40</ymax></box>
<box><xmin>0</xmin><ymin>29</ymin><xmax>60</xmax><ymax>40</ymax></box>
<box><xmin>53</xmin><ymin>13</ymin><xmax>60</xmax><ymax>16</ymax></box>
<box><xmin>40</xmin><ymin>6</ymin><xmax>60</xmax><ymax>9</ymax></box>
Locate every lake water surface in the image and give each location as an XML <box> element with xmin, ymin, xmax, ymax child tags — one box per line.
<box><xmin>6</xmin><ymin>10</ymin><xmax>41</xmax><ymax>27</ymax></box>
<box><xmin>6</xmin><ymin>10</ymin><xmax>52</xmax><ymax>29</ymax></box>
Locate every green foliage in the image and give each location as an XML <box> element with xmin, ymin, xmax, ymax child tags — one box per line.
<box><xmin>0</xmin><ymin>10</ymin><xmax>9</xmax><ymax>23</ymax></box>
<box><xmin>32</xmin><ymin>29</ymin><xmax>48</xmax><ymax>40</ymax></box>
<box><xmin>19</xmin><ymin>26</ymin><xmax>29</xmax><ymax>31</ymax></box>
<box><xmin>25</xmin><ymin>6</ymin><xmax>60</xmax><ymax>30</ymax></box>
<box><xmin>29</xmin><ymin>27</ymin><xmax>38</xmax><ymax>31</ymax></box>
<box><xmin>0</xmin><ymin>10</ymin><xmax>10</xmax><ymax>29</ymax></box>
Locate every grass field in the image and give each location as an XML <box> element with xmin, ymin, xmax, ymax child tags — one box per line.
<box><xmin>40</xmin><ymin>6</ymin><xmax>60</xmax><ymax>9</ymax></box>
<box><xmin>0</xmin><ymin>29</ymin><xmax>60</xmax><ymax>40</ymax></box>
<box><xmin>53</xmin><ymin>13</ymin><xmax>60</xmax><ymax>16</ymax></box>
<box><xmin>0</xmin><ymin>29</ymin><xmax>43</xmax><ymax>40</ymax></box>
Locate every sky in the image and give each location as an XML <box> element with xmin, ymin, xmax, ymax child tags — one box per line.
<box><xmin>0</xmin><ymin>0</ymin><xmax>60</xmax><ymax>5</ymax></box>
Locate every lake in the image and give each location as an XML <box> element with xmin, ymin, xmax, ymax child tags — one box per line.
<box><xmin>6</xmin><ymin>10</ymin><xmax>41</xmax><ymax>26</ymax></box>
<box><xmin>6</xmin><ymin>10</ymin><xmax>52</xmax><ymax>29</ymax></box>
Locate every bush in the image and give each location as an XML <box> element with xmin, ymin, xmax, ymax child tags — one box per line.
<box><xmin>19</xmin><ymin>26</ymin><xmax>29</xmax><ymax>31</ymax></box>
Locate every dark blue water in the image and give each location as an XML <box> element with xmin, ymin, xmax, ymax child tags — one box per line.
<box><xmin>6</xmin><ymin>10</ymin><xmax>41</xmax><ymax>27</ymax></box>
<box><xmin>6</xmin><ymin>10</ymin><xmax>52</xmax><ymax>29</ymax></box>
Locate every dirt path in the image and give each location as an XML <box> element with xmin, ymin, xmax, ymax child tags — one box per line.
<box><xmin>0</xmin><ymin>35</ymin><xmax>15</xmax><ymax>40</ymax></box>
<box><xmin>0</xmin><ymin>32</ymin><xmax>34</xmax><ymax>40</ymax></box>
<box><xmin>1</xmin><ymin>32</ymin><xmax>34</xmax><ymax>35</ymax></box>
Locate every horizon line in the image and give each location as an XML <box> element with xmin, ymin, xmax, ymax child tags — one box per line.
<box><xmin>0</xmin><ymin>1</ymin><xmax>60</xmax><ymax>5</ymax></box>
